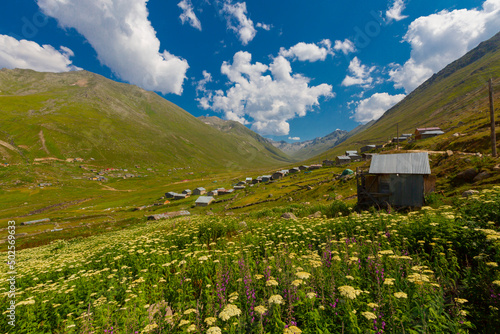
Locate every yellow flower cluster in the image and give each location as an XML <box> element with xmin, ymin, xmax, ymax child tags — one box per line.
<box><xmin>142</xmin><ymin>323</ymin><xmax>158</xmax><ymax>333</ymax></box>
<box><xmin>407</xmin><ymin>273</ymin><xmax>430</xmax><ymax>284</ymax></box>
<box><xmin>269</xmin><ymin>294</ymin><xmax>284</xmax><ymax>305</ymax></box>
<box><xmin>206</xmin><ymin>326</ymin><xmax>222</xmax><ymax>334</ymax></box>
<box><xmin>254</xmin><ymin>305</ymin><xmax>267</xmax><ymax>315</ymax></box>
<box><xmin>266</xmin><ymin>279</ymin><xmax>279</xmax><ymax>287</ymax></box>
<box><xmin>307</xmin><ymin>292</ymin><xmax>316</xmax><ymax>299</ymax></box>
<box><xmin>229</xmin><ymin>292</ymin><xmax>239</xmax><ymax>303</ymax></box>
<box><xmin>283</xmin><ymin>326</ymin><xmax>302</xmax><ymax>334</ymax></box>
<box><xmin>219</xmin><ymin>304</ymin><xmax>241</xmax><ymax>321</ymax></box>
<box><xmin>296</xmin><ymin>272</ymin><xmax>311</xmax><ymax>279</ymax></box>
<box><xmin>361</xmin><ymin>311</ymin><xmax>377</xmax><ymax>320</ymax></box>
<box><xmin>383</xmin><ymin>278</ymin><xmax>395</xmax><ymax>285</ymax></box>
<box><xmin>338</xmin><ymin>285</ymin><xmax>362</xmax><ymax>299</ymax></box>
<box><xmin>394</xmin><ymin>292</ymin><xmax>407</xmax><ymax>299</ymax></box>
<box><xmin>204</xmin><ymin>317</ymin><xmax>217</xmax><ymax>326</ymax></box>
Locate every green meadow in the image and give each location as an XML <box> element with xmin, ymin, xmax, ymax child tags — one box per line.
<box><xmin>1</xmin><ymin>188</ymin><xmax>499</xmax><ymax>333</ymax></box>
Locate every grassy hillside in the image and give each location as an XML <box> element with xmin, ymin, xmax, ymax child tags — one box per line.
<box><xmin>0</xmin><ymin>69</ymin><xmax>291</xmax><ymax>171</ymax></box>
<box><xmin>308</xmin><ymin>31</ymin><xmax>500</xmax><ymax>161</ymax></box>
<box><xmin>198</xmin><ymin>116</ymin><xmax>291</xmax><ymax>162</ymax></box>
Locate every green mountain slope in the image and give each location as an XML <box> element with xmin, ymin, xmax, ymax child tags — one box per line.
<box><xmin>0</xmin><ymin>69</ymin><xmax>291</xmax><ymax>170</ymax></box>
<box><xmin>198</xmin><ymin>116</ymin><xmax>291</xmax><ymax>162</ymax></box>
<box><xmin>309</xmin><ymin>31</ymin><xmax>500</xmax><ymax>161</ymax></box>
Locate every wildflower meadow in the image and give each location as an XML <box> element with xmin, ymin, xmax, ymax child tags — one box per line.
<box><xmin>1</xmin><ymin>188</ymin><xmax>499</xmax><ymax>333</ymax></box>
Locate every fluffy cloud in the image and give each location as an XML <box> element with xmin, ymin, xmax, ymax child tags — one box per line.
<box><xmin>178</xmin><ymin>0</ymin><xmax>202</xmax><ymax>31</ymax></box>
<box><xmin>198</xmin><ymin>51</ymin><xmax>333</xmax><ymax>136</ymax></box>
<box><xmin>334</xmin><ymin>39</ymin><xmax>356</xmax><ymax>55</ymax></box>
<box><xmin>288</xmin><ymin>136</ymin><xmax>300</xmax><ymax>140</ymax></box>
<box><xmin>341</xmin><ymin>57</ymin><xmax>375</xmax><ymax>88</ymax></box>
<box><xmin>196</xmin><ymin>70</ymin><xmax>212</xmax><ymax>94</ymax></box>
<box><xmin>221</xmin><ymin>1</ymin><xmax>256</xmax><ymax>45</ymax></box>
<box><xmin>0</xmin><ymin>35</ymin><xmax>79</xmax><ymax>72</ymax></box>
<box><xmin>353</xmin><ymin>92</ymin><xmax>406</xmax><ymax>123</ymax></box>
<box><xmin>385</xmin><ymin>0</ymin><xmax>408</xmax><ymax>22</ymax></box>
<box><xmin>37</xmin><ymin>0</ymin><xmax>189</xmax><ymax>95</ymax></box>
<box><xmin>390</xmin><ymin>0</ymin><xmax>500</xmax><ymax>93</ymax></box>
<box><xmin>279</xmin><ymin>40</ymin><xmax>333</xmax><ymax>62</ymax></box>
<box><xmin>256</xmin><ymin>22</ymin><xmax>272</xmax><ymax>31</ymax></box>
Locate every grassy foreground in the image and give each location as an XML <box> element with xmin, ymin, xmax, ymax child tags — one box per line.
<box><xmin>1</xmin><ymin>188</ymin><xmax>500</xmax><ymax>334</ymax></box>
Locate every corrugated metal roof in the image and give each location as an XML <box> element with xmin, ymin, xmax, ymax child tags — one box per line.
<box><xmin>337</xmin><ymin>155</ymin><xmax>351</xmax><ymax>160</ymax></box>
<box><xmin>195</xmin><ymin>196</ymin><xmax>214</xmax><ymax>204</ymax></box>
<box><xmin>369</xmin><ymin>153</ymin><xmax>431</xmax><ymax>174</ymax></box>
<box><xmin>416</xmin><ymin>127</ymin><xmax>441</xmax><ymax>131</ymax></box>
<box><xmin>421</xmin><ymin>130</ymin><xmax>444</xmax><ymax>135</ymax></box>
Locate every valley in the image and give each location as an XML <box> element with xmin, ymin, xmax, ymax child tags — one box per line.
<box><xmin>0</xmin><ymin>31</ymin><xmax>500</xmax><ymax>334</ymax></box>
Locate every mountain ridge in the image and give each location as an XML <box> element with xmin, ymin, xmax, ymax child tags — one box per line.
<box><xmin>0</xmin><ymin>68</ymin><xmax>291</xmax><ymax>170</ymax></box>
<box><xmin>305</xmin><ymin>31</ymin><xmax>500</xmax><ymax>162</ymax></box>
<box><xmin>268</xmin><ymin>129</ymin><xmax>348</xmax><ymax>160</ymax></box>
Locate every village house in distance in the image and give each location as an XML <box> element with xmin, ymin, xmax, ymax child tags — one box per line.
<box><xmin>195</xmin><ymin>196</ymin><xmax>215</xmax><ymax>207</ymax></box>
<box><xmin>415</xmin><ymin>127</ymin><xmax>444</xmax><ymax>140</ymax></box>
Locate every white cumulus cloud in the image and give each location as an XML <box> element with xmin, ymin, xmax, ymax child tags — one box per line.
<box><xmin>256</xmin><ymin>22</ymin><xmax>272</xmax><ymax>31</ymax></box>
<box><xmin>353</xmin><ymin>92</ymin><xmax>406</xmax><ymax>123</ymax></box>
<box><xmin>198</xmin><ymin>51</ymin><xmax>333</xmax><ymax>136</ymax></box>
<box><xmin>341</xmin><ymin>57</ymin><xmax>375</xmax><ymax>88</ymax></box>
<box><xmin>385</xmin><ymin>0</ymin><xmax>408</xmax><ymax>22</ymax></box>
<box><xmin>0</xmin><ymin>34</ymin><xmax>79</xmax><ymax>72</ymax></box>
<box><xmin>334</xmin><ymin>39</ymin><xmax>356</xmax><ymax>55</ymax></box>
<box><xmin>178</xmin><ymin>0</ymin><xmax>202</xmax><ymax>31</ymax></box>
<box><xmin>390</xmin><ymin>0</ymin><xmax>500</xmax><ymax>93</ymax></box>
<box><xmin>37</xmin><ymin>0</ymin><xmax>189</xmax><ymax>95</ymax></box>
<box><xmin>279</xmin><ymin>40</ymin><xmax>333</xmax><ymax>62</ymax></box>
<box><xmin>221</xmin><ymin>1</ymin><xmax>256</xmax><ymax>45</ymax></box>
<box><xmin>195</xmin><ymin>70</ymin><xmax>212</xmax><ymax>94</ymax></box>
<box><xmin>288</xmin><ymin>136</ymin><xmax>300</xmax><ymax>141</ymax></box>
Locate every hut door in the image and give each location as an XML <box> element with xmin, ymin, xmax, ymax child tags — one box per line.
<box><xmin>390</xmin><ymin>174</ymin><xmax>424</xmax><ymax>207</ymax></box>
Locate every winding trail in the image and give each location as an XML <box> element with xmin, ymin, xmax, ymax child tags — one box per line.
<box><xmin>39</xmin><ymin>130</ymin><xmax>50</xmax><ymax>154</ymax></box>
<box><xmin>0</xmin><ymin>139</ymin><xmax>17</xmax><ymax>151</ymax></box>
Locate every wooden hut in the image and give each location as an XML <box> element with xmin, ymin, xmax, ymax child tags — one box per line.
<box><xmin>357</xmin><ymin>153</ymin><xmax>435</xmax><ymax>208</ymax></box>
<box><xmin>193</xmin><ymin>187</ymin><xmax>206</xmax><ymax>195</ymax></box>
<box><xmin>195</xmin><ymin>196</ymin><xmax>215</xmax><ymax>207</ymax></box>
<box><xmin>415</xmin><ymin>127</ymin><xmax>444</xmax><ymax>140</ymax></box>
<box><xmin>336</xmin><ymin>155</ymin><xmax>351</xmax><ymax>165</ymax></box>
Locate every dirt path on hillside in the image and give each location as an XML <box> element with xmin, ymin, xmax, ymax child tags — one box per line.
<box><xmin>33</xmin><ymin>157</ymin><xmax>65</xmax><ymax>162</ymax></box>
<box><xmin>392</xmin><ymin>149</ymin><xmax>483</xmax><ymax>156</ymax></box>
<box><xmin>167</xmin><ymin>178</ymin><xmax>205</xmax><ymax>185</ymax></box>
<box><xmin>39</xmin><ymin>130</ymin><xmax>50</xmax><ymax>154</ymax></box>
<box><xmin>101</xmin><ymin>185</ymin><xmax>134</xmax><ymax>192</ymax></box>
<box><xmin>17</xmin><ymin>198</ymin><xmax>92</xmax><ymax>217</ymax></box>
<box><xmin>0</xmin><ymin>139</ymin><xmax>17</xmax><ymax>151</ymax></box>
<box><xmin>403</xmin><ymin>150</ymin><xmax>447</xmax><ymax>154</ymax></box>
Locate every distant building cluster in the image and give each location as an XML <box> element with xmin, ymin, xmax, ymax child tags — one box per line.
<box><xmin>334</xmin><ymin>126</ymin><xmax>445</xmax><ymax>166</ymax></box>
<box><xmin>161</xmin><ymin>163</ymin><xmax>336</xmax><ymax>208</ymax></box>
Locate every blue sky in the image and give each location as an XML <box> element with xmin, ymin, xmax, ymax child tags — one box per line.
<box><xmin>1</xmin><ymin>0</ymin><xmax>499</xmax><ymax>142</ymax></box>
